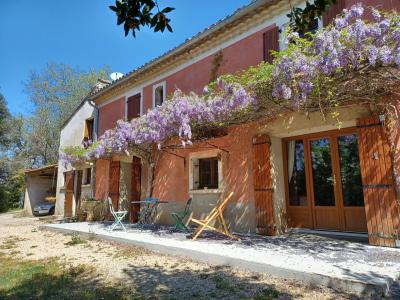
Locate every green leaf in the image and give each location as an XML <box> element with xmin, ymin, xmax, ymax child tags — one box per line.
<box><xmin>109</xmin><ymin>5</ymin><xmax>118</xmax><ymax>12</ymax></box>
<box><xmin>161</xmin><ymin>7</ymin><xmax>175</xmax><ymax>13</ymax></box>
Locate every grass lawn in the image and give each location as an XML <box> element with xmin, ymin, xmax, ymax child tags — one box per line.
<box><xmin>0</xmin><ymin>252</ymin><xmax>140</xmax><ymax>300</ymax></box>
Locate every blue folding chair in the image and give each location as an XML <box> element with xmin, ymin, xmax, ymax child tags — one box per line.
<box><xmin>107</xmin><ymin>197</ymin><xmax>128</xmax><ymax>231</ymax></box>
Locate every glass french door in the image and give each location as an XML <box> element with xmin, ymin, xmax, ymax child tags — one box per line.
<box><xmin>284</xmin><ymin>129</ymin><xmax>368</xmax><ymax>232</ymax></box>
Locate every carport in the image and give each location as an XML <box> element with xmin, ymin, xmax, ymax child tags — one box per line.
<box><xmin>23</xmin><ymin>164</ymin><xmax>58</xmax><ymax>216</ymax></box>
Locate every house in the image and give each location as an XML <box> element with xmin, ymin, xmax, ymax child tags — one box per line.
<box><xmin>24</xmin><ymin>164</ymin><xmax>58</xmax><ymax>216</ymax></box>
<box><xmin>61</xmin><ymin>0</ymin><xmax>400</xmax><ymax>247</ymax></box>
<box><xmin>55</xmin><ymin>91</ymin><xmax>102</xmax><ymax>217</ymax></box>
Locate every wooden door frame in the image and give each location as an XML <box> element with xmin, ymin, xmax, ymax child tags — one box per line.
<box><xmin>282</xmin><ymin>126</ymin><xmax>366</xmax><ymax>231</ymax></box>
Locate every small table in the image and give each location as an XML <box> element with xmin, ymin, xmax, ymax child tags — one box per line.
<box><xmin>131</xmin><ymin>200</ymin><xmax>169</xmax><ymax>225</ymax></box>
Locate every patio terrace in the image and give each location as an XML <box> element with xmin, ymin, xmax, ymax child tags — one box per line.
<box><xmin>41</xmin><ymin>222</ymin><xmax>400</xmax><ymax>297</ymax></box>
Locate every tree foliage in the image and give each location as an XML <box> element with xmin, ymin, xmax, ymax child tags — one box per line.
<box><xmin>109</xmin><ymin>0</ymin><xmax>174</xmax><ymax>37</ymax></box>
<box><xmin>23</xmin><ymin>63</ymin><xmax>111</xmax><ymax>166</ymax></box>
<box><xmin>288</xmin><ymin>0</ymin><xmax>337</xmax><ymax>33</ymax></box>
<box><xmin>0</xmin><ymin>93</ymin><xmax>24</xmax><ymax>212</ymax></box>
<box><xmin>109</xmin><ymin>0</ymin><xmax>337</xmax><ymax>38</ymax></box>
<box><xmin>0</xmin><ymin>93</ymin><xmax>11</xmax><ymax>148</ymax></box>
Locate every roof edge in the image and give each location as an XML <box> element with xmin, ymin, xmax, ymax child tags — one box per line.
<box><xmin>88</xmin><ymin>0</ymin><xmax>275</xmax><ymax>101</ymax></box>
<box><xmin>25</xmin><ymin>164</ymin><xmax>58</xmax><ymax>174</ymax></box>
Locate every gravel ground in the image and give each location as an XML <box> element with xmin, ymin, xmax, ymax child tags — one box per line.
<box><xmin>0</xmin><ymin>212</ymin><xmax>393</xmax><ymax>299</ymax></box>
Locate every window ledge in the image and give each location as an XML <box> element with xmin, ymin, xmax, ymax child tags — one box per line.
<box><xmin>189</xmin><ymin>189</ymin><xmax>222</xmax><ymax>195</ymax></box>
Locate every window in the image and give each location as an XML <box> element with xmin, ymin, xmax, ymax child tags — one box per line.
<box><xmin>153</xmin><ymin>82</ymin><xmax>166</xmax><ymax>107</ymax></box>
<box><xmin>198</xmin><ymin>157</ymin><xmax>219</xmax><ymax>189</ymax></box>
<box><xmin>287</xmin><ymin>140</ymin><xmax>307</xmax><ymax>206</ymax></box>
<box><xmin>190</xmin><ymin>150</ymin><xmax>222</xmax><ymax>191</ymax></box>
<box><xmin>298</xmin><ymin>18</ymin><xmax>319</xmax><ymax>39</ymax></box>
<box><xmin>82</xmin><ymin>168</ymin><xmax>92</xmax><ymax>185</ymax></box>
<box><xmin>127</xmin><ymin>93</ymin><xmax>141</xmax><ymax>121</ymax></box>
<box><xmin>83</xmin><ymin>118</ymin><xmax>94</xmax><ymax>148</ymax></box>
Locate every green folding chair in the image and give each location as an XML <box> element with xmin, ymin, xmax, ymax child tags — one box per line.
<box><xmin>170</xmin><ymin>198</ymin><xmax>192</xmax><ymax>233</ymax></box>
<box><xmin>107</xmin><ymin>197</ymin><xmax>128</xmax><ymax>231</ymax></box>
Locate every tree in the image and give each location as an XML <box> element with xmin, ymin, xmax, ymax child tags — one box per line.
<box><xmin>23</xmin><ymin>63</ymin><xmax>111</xmax><ymax>166</ymax></box>
<box><xmin>0</xmin><ymin>93</ymin><xmax>24</xmax><ymax>212</ymax></box>
<box><xmin>109</xmin><ymin>0</ymin><xmax>336</xmax><ymax>38</ymax></box>
<box><xmin>0</xmin><ymin>93</ymin><xmax>11</xmax><ymax>147</ymax></box>
<box><xmin>288</xmin><ymin>0</ymin><xmax>338</xmax><ymax>33</ymax></box>
<box><xmin>109</xmin><ymin>0</ymin><xmax>174</xmax><ymax>37</ymax></box>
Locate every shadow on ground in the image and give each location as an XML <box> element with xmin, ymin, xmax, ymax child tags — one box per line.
<box><xmin>0</xmin><ymin>253</ymin><xmax>139</xmax><ymax>300</ymax></box>
<box><xmin>123</xmin><ymin>263</ymin><xmax>339</xmax><ymax>300</ymax></box>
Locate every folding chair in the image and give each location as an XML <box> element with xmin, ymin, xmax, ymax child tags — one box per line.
<box><xmin>170</xmin><ymin>198</ymin><xmax>192</xmax><ymax>232</ymax></box>
<box><xmin>107</xmin><ymin>197</ymin><xmax>128</xmax><ymax>231</ymax></box>
<box><xmin>190</xmin><ymin>192</ymin><xmax>239</xmax><ymax>241</ymax></box>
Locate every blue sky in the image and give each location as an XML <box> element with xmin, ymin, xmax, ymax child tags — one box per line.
<box><xmin>0</xmin><ymin>0</ymin><xmax>251</xmax><ymax>116</ymax></box>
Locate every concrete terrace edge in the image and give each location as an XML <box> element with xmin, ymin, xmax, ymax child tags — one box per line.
<box><xmin>40</xmin><ymin>224</ymin><xmax>392</xmax><ymax>297</ymax></box>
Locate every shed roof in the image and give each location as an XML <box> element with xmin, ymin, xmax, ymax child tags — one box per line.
<box><xmin>24</xmin><ymin>164</ymin><xmax>58</xmax><ymax>176</ymax></box>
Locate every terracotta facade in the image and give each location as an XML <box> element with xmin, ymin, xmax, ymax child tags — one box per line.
<box><xmin>86</xmin><ymin>1</ymin><xmax>400</xmax><ymax>245</ymax></box>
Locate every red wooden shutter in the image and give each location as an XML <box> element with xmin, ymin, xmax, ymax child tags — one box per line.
<box><xmin>95</xmin><ymin>159</ymin><xmax>110</xmax><ymax>200</ymax></box>
<box><xmin>127</xmin><ymin>94</ymin><xmax>141</xmax><ymax>121</ymax></box>
<box><xmin>64</xmin><ymin>171</ymin><xmax>75</xmax><ymax>218</ymax></box>
<box><xmin>109</xmin><ymin>161</ymin><xmax>120</xmax><ymax>210</ymax></box>
<box><xmin>130</xmin><ymin>156</ymin><xmax>142</xmax><ymax>223</ymax></box>
<box><xmin>252</xmin><ymin>134</ymin><xmax>276</xmax><ymax>235</ymax></box>
<box><xmin>263</xmin><ymin>26</ymin><xmax>279</xmax><ymax>64</ymax></box>
<box><xmin>323</xmin><ymin>0</ymin><xmax>346</xmax><ymax>27</ymax></box>
<box><xmin>357</xmin><ymin>117</ymin><xmax>400</xmax><ymax>247</ymax></box>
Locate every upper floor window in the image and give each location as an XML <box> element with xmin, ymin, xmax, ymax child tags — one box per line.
<box><xmin>127</xmin><ymin>93</ymin><xmax>141</xmax><ymax>121</ymax></box>
<box><xmin>83</xmin><ymin>118</ymin><xmax>94</xmax><ymax>149</ymax></box>
<box><xmin>298</xmin><ymin>18</ymin><xmax>319</xmax><ymax>39</ymax></box>
<box><xmin>153</xmin><ymin>81</ymin><xmax>166</xmax><ymax>107</ymax></box>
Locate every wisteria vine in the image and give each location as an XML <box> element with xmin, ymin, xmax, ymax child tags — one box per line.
<box><xmin>61</xmin><ymin>4</ymin><xmax>400</xmax><ymax>167</ymax></box>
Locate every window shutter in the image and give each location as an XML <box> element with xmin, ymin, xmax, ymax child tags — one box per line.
<box><xmin>252</xmin><ymin>134</ymin><xmax>275</xmax><ymax>235</ymax></box>
<box><xmin>323</xmin><ymin>0</ymin><xmax>346</xmax><ymax>27</ymax></box>
<box><xmin>357</xmin><ymin>117</ymin><xmax>400</xmax><ymax>247</ymax></box>
<box><xmin>263</xmin><ymin>26</ymin><xmax>279</xmax><ymax>64</ymax></box>
<box><xmin>127</xmin><ymin>94</ymin><xmax>141</xmax><ymax>121</ymax></box>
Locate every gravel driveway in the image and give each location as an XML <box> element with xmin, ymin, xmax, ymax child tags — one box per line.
<box><xmin>0</xmin><ymin>212</ymin><xmax>392</xmax><ymax>299</ymax></box>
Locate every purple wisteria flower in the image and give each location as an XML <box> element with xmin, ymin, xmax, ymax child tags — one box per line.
<box><xmin>61</xmin><ymin>3</ymin><xmax>400</xmax><ymax>165</ymax></box>
<box><xmin>271</xmin><ymin>3</ymin><xmax>400</xmax><ymax>107</ymax></box>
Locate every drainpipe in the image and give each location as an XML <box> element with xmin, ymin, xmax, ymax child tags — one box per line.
<box><xmin>88</xmin><ymin>98</ymin><xmax>98</xmax><ymax>200</ymax></box>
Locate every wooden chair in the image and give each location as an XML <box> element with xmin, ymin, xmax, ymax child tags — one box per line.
<box><xmin>190</xmin><ymin>192</ymin><xmax>239</xmax><ymax>241</ymax></box>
